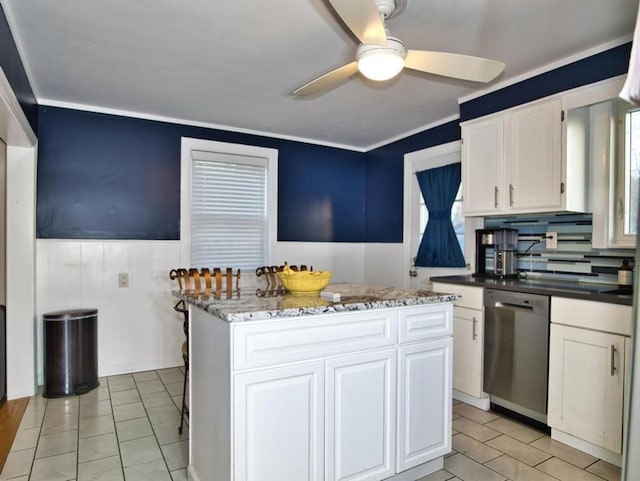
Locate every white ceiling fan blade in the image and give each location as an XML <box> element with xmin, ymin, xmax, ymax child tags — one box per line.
<box><xmin>405</xmin><ymin>50</ymin><xmax>505</xmax><ymax>83</ymax></box>
<box><xmin>293</xmin><ymin>62</ymin><xmax>359</xmax><ymax>96</ymax></box>
<box><xmin>328</xmin><ymin>0</ymin><xmax>387</xmax><ymax>46</ymax></box>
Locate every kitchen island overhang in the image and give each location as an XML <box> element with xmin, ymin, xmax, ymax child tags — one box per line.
<box><xmin>177</xmin><ymin>283</ymin><xmax>458</xmax><ymax>481</ymax></box>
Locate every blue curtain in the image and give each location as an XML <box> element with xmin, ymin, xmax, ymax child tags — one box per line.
<box><xmin>414</xmin><ymin>163</ymin><xmax>465</xmax><ymax>267</ymax></box>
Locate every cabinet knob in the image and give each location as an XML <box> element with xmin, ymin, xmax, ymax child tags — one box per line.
<box><xmin>611</xmin><ymin>344</ymin><xmax>617</xmax><ymax>376</ymax></box>
<box><xmin>494</xmin><ymin>186</ymin><xmax>498</xmax><ymax>208</ymax></box>
<box><xmin>409</xmin><ymin>270</ymin><xmax>418</xmax><ymax>278</ymax></box>
<box><xmin>509</xmin><ymin>184</ymin><xmax>514</xmax><ymax>206</ymax></box>
<box><xmin>472</xmin><ymin>317</ymin><xmax>478</xmax><ymax>340</ymax></box>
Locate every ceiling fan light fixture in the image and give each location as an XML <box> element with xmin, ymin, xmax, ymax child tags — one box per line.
<box><xmin>357</xmin><ymin>38</ymin><xmax>407</xmax><ymax>81</ymax></box>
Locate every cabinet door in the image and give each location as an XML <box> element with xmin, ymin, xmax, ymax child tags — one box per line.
<box><xmin>462</xmin><ymin>115</ymin><xmax>504</xmax><ymax>215</ymax></box>
<box><xmin>453</xmin><ymin>307</ymin><xmax>483</xmax><ymax>398</ymax></box>
<box><xmin>548</xmin><ymin>324</ymin><xmax>624</xmax><ymax>453</ymax></box>
<box><xmin>234</xmin><ymin>362</ymin><xmax>325</xmax><ymax>481</ymax></box>
<box><xmin>326</xmin><ymin>349</ymin><xmax>396</xmax><ymax>481</ymax></box>
<box><xmin>397</xmin><ymin>338</ymin><xmax>452</xmax><ymax>472</ymax></box>
<box><xmin>506</xmin><ymin>98</ymin><xmax>562</xmax><ymax>212</ymax></box>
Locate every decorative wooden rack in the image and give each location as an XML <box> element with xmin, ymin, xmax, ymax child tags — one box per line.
<box><xmin>170</xmin><ymin>267</ymin><xmax>241</xmax><ymax>300</ymax></box>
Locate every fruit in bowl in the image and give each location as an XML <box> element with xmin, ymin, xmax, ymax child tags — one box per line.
<box><xmin>277</xmin><ymin>265</ymin><xmax>333</xmax><ymax>295</ymax></box>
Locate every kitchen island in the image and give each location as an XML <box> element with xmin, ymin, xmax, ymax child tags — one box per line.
<box><xmin>176</xmin><ymin>283</ymin><xmax>457</xmax><ymax>481</ymax></box>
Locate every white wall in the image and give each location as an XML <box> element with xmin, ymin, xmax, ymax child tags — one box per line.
<box><xmin>36</xmin><ymin>239</ymin><xmax>184</xmax><ymax>381</ymax></box>
<box><xmin>6</xmin><ymin>145</ymin><xmax>37</xmax><ymax>398</ymax></box>
<box><xmin>35</xmin><ymin>239</ymin><xmax>391</xmax><ymax>381</ymax></box>
<box><xmin>272</xmin><ymin>242</ymin><xmax>366</xmax><ymax>284</ymax></box>
<box><xmin>363</xmin><ymin>243</ymin><xmax>405</xmax><ymax>287</ymax></box>
<box><xmin>0</xmin><ymin>67</ymin><xmax>38</xmax><ymax>400</ymax></box>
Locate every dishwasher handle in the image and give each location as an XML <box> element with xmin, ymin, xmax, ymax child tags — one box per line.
<box><xmin>494</xmin><ymin>301</ymin><xmax>535</xmax><ymax>312</ymax></box>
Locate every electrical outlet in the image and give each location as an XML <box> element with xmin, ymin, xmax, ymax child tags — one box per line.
<box><xmin>546</xmin><ymin>232</ymin><xmax>558</xmax><ymax>249</ymax></box>
<box><xmin>118</xmin><ymin>272</ymin><xmax>129</xmax><ymax>288</ymax></box>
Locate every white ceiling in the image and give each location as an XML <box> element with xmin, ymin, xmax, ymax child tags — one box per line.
<box><xmin>2</xmin><ymin>0</ymin><xmax>638</xmax><ymax>150</ymax></box>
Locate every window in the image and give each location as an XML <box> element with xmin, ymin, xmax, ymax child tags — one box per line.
<box><xmin>614</xmin><ymin>101</ymin><xmax>640</xmax><ymax>245</ymax></box>
<box><xmin>180</xmin><ymin>138</ymin><xmax>278</xmax><ymax>271</ymax></box>
<box><xmin>190</xmin><ymin>151</ymin><xmax>267</xmax><ymax>270</ymax></box>
<box><xmin>419</xmin><ymin>185</ymin><xmax>464</xmax><ymax>252</ymax></box>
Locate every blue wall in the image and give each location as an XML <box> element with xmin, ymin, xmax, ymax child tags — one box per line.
<box><xmin>0</xmin><ymin>5</ymin><xmax>37</xmax><ymax>131</ymax></box>
<box><xmin>364</xmin><ymin>120</ymin><xmax>461</xmax><ymax>243</ymax></box>
<box><xmin>35</xmin><ymin>42</ymin><xmax>632</xmax><ymax>243</ymax></box>
<box><xmin>36</xmin><ymin>106</ymin><xmax>366</xmax><ymax>241</ymax></box>
<box><xmin>460</xmin><ymin>43</ymin><xmax>632</xmax><ymax>122</ymax></box>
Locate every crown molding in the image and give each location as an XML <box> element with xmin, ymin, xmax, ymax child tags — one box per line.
<box><xmin>37</xmin><ymin>98</ymin><xmax>368</xmax><ymax>153</ymax></box>
<box><xmin>458</xmin><ymin>35</ymin><xmax>632</xmax><ymax>105</ymax></box>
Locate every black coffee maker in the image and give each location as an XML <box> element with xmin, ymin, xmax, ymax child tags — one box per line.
<box><xmin>475</xmin><ymin>228</ymin><xmax>519</xmax><ymax>278</ymax></box>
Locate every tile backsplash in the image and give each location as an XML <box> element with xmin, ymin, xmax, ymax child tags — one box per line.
<box><xmin>484</xmin><ymin>213</ymin><xmax>635</xmax><ymax>285</ymax></box>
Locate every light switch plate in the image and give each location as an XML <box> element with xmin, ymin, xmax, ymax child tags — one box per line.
<box><xmin>546</xmin><ymin>232</ymin><xmax>558</xmax><ymax>249</ymax></box>
<box><xmin>118</xmin><ymin>272</ymin><xmax>129</xmax><ymax>288</ymax></box>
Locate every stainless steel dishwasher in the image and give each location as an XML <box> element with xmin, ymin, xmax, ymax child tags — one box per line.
<box><xmin>483</xmin><ymin>289</ymin><xmax>550</xmax><ymax>422</ymax></box>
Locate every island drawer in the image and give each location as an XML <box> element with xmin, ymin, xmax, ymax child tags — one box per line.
<box><xmin>232</xmin><ymin>309</ymin><xmax>397</xmax><ymax>370</ymax></box>
<box><xmin>398</xmin><ymin>303</ymin><xmax>453</xmax><ymax>344</ymax></box>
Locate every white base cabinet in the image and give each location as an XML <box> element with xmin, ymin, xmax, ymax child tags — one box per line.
<box><xmin>234</xmin><ymin>362</ymin><xmax>326</xmax><ymax>481</ymax></box>
<box><xmin>548</xmin><ymin>297</ymin><xmax>632</xmax><ymax>458</ymax></box>
<box><xmin>548</xmin><ymin>324</ymin><xmax>625</xmax><ymax>454</ymax></box>
<box><xmin>190</xmin><ymin>303</ymin><xmax>453</xmax><ymax>481</ymax></box>
<box><xmin>397</xmin><ymin>338</ymin><xmax>452</xmax><ymax>472</ymax></box>
<box><xmin>326</xmin><ymin>348</ymin><xmax>396</xmax><ymax>481</ymax></box>
<box><xmin>431</xmin><ymin>283</ymin><xmax>486</xmax><ymax>408</ymax></box>
<box><xmin>452</xmin><ymin>307</ymin><xmax>483</xmax><ymax>399</ymax></box>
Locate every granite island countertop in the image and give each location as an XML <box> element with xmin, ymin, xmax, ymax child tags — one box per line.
<box><xmin>174</xmin><ymin>282</ymin><xmax>459</xmax><ymax>322</ymax></box>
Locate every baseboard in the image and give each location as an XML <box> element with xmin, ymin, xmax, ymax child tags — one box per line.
<box><xmin>453</xmin><ymin>389</ymin><xmax>491</xmax><ymax>411</ymax></box>
<box><xmin>186</xmin><ymin>458</ymin><xmax>444</xmax><ymax>481</ymax></box>
<box><xmin>98</xmin><ymin>357</ymin><xmax>183</xmax><ymax>377</ymax></box>
<box><xmin>187</xmin><ymin>465</ymin><xmax>200</xmax><ymax>481</ymax></box>
<box><xmin>387</xmin><ymin>457</ymin><xmax>444</xmax><ymax>480</ymax></box>
<box><xmin>552</xmin><ymin>428</ymin><xmax>622</xmax><ymax>467</ymax></box>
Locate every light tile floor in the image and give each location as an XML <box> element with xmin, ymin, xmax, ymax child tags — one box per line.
<box><xmin>0</xmin><ymin>367</ymin><xmax>188</xmax><ymax>481</ymax></box>
<box><xmin>1</xmin><ymin>372</ymin><xmax>622</xmax><ymax>481</ymax></box>
<box><xmin>419</xmin><ymin>400</ymin><xmax>622</xmax><ymax>481</ymax></box>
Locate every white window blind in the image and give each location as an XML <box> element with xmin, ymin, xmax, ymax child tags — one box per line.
<box><xmin>190</xmin><ymin>150</ymin><xmax>267</xmax><ymax>270</ymax></box>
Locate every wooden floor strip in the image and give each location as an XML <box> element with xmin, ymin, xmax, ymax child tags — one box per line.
<box><xmin>0</xmin><ymin>397</ymin><xmax>29</xmax><ymax>473</ymax></box>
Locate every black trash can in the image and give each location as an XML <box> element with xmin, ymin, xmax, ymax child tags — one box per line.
<box><xmin>43</xmin><ymin>308</ymin><xmax>99</xmax><ymax>398</ymax></box>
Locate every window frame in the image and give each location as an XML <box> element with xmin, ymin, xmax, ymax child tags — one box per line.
<box><xmin>612</xmin><ymin>101</ymin><xmax>639</xmax><ymax>247</ymax></box>
<box><xmin>180</xmin><ymin>137</ymin><xmax>278</xmax><ymax>268</ymax></box>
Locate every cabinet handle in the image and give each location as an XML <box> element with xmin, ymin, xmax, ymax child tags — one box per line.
<box><xmin>509</xmin><ymin>184</ymin><xmax>514</xmax><ymax>206</ymax></box>
<box><xmin>611</xmin><ymin>344</ymin><xmax>617</xmax><ymax>376</ymax></box>
<box><xmin>472</xmin><ymin>317</ymin><xmax>478</xmax><ymax>340</ymax></box>
<box><xmin>494</xmin><ymin>186</ymin><xmax>498</xmax><ymax>208</ymax></box>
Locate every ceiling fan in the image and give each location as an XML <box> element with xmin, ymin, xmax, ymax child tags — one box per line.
<box><xmin>293</xmin><ymin>0</ymin><xmax>506</xmax><ymax>96</ymax></box>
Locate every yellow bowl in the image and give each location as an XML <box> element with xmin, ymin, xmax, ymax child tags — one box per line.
<box><xmin>277</xmin><ymin>270</ymin><xmax>333</xmax><ymax>295</ymax></box>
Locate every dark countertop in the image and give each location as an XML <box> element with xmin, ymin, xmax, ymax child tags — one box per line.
<box><xmin>430</xmin><ymin>275</ymin><xmax>634</xmax><ymax>306</ymax></box>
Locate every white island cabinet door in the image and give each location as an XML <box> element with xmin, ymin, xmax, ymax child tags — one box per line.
<box><xmin>396</xmin><ymin>338</ymin><xmax>452</xmax><ymax>472</ymax></box>
<box><xmin>326</xmin><ymin>348</ymin><xmax>396</xmax><ymax>481</ymax></box>
<box><xmin>234</xmin><ymin>361</ymin><xmax>325</xmax><ymax>481</ymax></box>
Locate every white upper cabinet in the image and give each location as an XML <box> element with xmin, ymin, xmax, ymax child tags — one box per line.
<box><xmin>462</xmin><ymin>96</ymin><xmax>585</xmax><ymax>216</ymax></box>
<box><xmin>461</xmin><ymin>114</ymin><xmax>504</xmax><ymax>215</ymax></box>
<box><xmin>506</xmin><ymin>98</ymin><xmax>563</xmax><ymax>211</ymax></box>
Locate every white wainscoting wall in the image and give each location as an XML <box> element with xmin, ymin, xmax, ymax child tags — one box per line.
<box><xmin>36</xmin><ymin>239</ymin><xmax>184</xmax><ymax>383</ymax></box>
<box><xmin>36</xmin><ymin>239</ymin><xmax>404</xmax><ymax>383</ymax></box>
<box><xmin>363</xmin><ymin>243</ymin><xmax>406</xmax><ymax>287</ymax></box>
